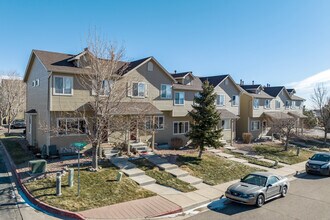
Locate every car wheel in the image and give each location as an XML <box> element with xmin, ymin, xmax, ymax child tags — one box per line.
<box><xmin>256</xmin><ymin>194</ymin><xmax>265</xmax><ymax>207</ymax></box>
<box><xmin>281</xmin><ymin>186</ymin><xmax>288</xmax><ymax>197</ymax></box>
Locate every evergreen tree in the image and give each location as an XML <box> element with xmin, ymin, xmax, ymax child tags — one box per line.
<box><xmin>187</xmin><ymin>80</ymin><xmax>223</xmax><ymax>158</ymax></box>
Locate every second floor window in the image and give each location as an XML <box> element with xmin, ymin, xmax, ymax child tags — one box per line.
<box><xmin>161</xmin><ymin>84</ymin><xmax>172</xmax><ymax>99</ymax></box>
<box><xmin>275</xmin><ymin>100</ymin><xmax>281</xmax><ymax>109</ymax></box>
<box><xmin>232</xmin><ymin>95</ymin><xmax>239</xmax><ymax>106</ymax></box>
<box><xmin>253</xmin><ymin>98</ymin><xmax>259</xmax><ymax>109</ymax></box>
<box><xmin>92</xmin><ymin>80</ymin><xmax>113</xmax><ymax>96</ymax></box>
<box><xmin>133</xmin><ymin>82</ymin><xmax>146</xmax><ymax>97</ymax></box>
<box><xmin>291</xmin><ymin>101</ymin><xmax>296</xmax><ymax>109</ymax></box>
<box><xmin>173</xmin><ymin>121</ymin><xmax>189</xmax><ymax>134</ymax></box>
<box><xmin>264</xmin><ymin>100</ymin><xmax>271</xmax><ymax>109</ymax></box>
<box><xmin>216</xmin><ymin>95</ymin><xmax>225</xmax><ymax>106</ymax></box>
<box><xmin>54</xmin><ymin>76</ymin><xmax>73</xmax><ymax>95</ymax></box>
<box><xmin>174</xmin><ymin>92</ymin><xmax>185</xmax><ymax>105</ymax></box>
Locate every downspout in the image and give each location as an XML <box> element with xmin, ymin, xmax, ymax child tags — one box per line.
<box><xmin>46</xmin><ymin>71</ymin><xmax>52</xmax><ymax>146</ymax></box>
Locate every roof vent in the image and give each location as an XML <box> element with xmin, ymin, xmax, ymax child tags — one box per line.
<box><xmin>240</xmin><ymin>79</ymin><xmax>244</xmax><ymax>85</ymax></box>
<box><xmin>252</xmin><ymin>80</ymin><xmax>254</xmax><ymax>85</ymax></box>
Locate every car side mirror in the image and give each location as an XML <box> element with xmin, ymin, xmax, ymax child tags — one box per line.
<box><xmin>267</xmin><ymin>184</ymin><xmax>272</xmax><ymax>188</ymax></box>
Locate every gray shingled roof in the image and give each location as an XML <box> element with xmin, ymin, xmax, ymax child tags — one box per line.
<box><xmin>171</xmin><ymin>71</ymin><xmax>192</xmax><ymax>78</ymax></box>
<box><xmin>109</xmin><ymin>102</ymin><xmax>162</xmax><ymax>115</ymax></box>
<box><xmin>263</xmin><ymin>86</ymin><xmax>285</xmax><ymax>97</ymax></box>
<box><xmin>217</xmin><ymin>109</ymin><xmax>239</xmax><ymax>119</ymax></box>
<box><xmin>262</xmin><ymin>112</ymin><xmax>294</xmax><ymax>120</ymax></box>
<box><xmin>199</xmin><ymin>75</ymin><xmax>229</xmax><ymax>87</ymax></box>
<box><xmin>288</xmin><ymin>111</ymin><xmax>307</xmax><ymax>118</ymax></box>
<box><xmin>291</xmin><ymin>94</ymin><xmax>305</xmax><ymax>101</ymax></box>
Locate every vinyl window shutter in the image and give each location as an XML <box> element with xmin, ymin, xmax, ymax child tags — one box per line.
<box><xmin>127</xmin><ymin>81</ymin><xmax>132</xmax><ymax>97</ymax></box>
<box><xmin>145</xmin><ymin>83</ymin><xmax>148</xmax><ymax>97</ymax></box>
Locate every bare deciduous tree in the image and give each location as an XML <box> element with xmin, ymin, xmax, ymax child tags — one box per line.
<box><xmin>311</xmin><ymin>84</ymin><xmax>330</xmax><ymax>144</ymax></box>
<box><xmin>0</xmin><ymin>72</ymin><xmax>26</xmax><ymax>133</ymax></box>
<box><xmin>271</xmin><ymin>118</ymin><xmax>296</xmax><ymax>151</ymax></box>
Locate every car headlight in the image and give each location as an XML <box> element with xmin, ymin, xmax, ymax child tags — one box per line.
<box><xmin>242</xmin><ymin>194</ymin><xmax>255</xmax><ymax>198</ymax></box>
<box><xmin>306</xmin><ymin>162</ymin><xmax>309</xmax><ymax>167</ymax></box>
<box><xmin>321</xmin><ymin>164</ymin><xmax>329</xmax><ymax>169</ymax></box>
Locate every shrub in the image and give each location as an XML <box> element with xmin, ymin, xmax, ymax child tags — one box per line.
<box><xmin>242</xmin><ymin>133</ymin><xmax>252</xmax><ymax>144</ymax></box>
<box><xmin>171</xmin><ymin>137</ymin><xmax>184</xmax><ymax>150</ymax></box>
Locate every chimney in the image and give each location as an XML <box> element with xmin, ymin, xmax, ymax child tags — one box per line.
<box><xmin>240</xmin><ymin>79</ymin><xmax>244</xmax><ymax>85</ymax></box>
<box><xmin>252</xmin><ymin>80</ymin><xmax>254</xmax><ymax>85</ymax></box>
<box><xmin>174</xmin><ymin>70</ymin><xmax>177</xmax><ymax>74</ymax></box>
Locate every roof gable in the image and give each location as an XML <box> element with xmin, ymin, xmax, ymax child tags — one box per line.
<box><xmin>263</xmin><ymin>86</ymin><xmax>290</xmax><ymax>98</ymax></box>
<box><xmin>199</xmin><ymin>75</ymin><xmax>229</xmax><ymax>87</ymax></box>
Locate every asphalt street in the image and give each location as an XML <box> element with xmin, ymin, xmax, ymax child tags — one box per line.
<box><xmin>186</xmin><ymin>174</ymin><xmax>330</xmax><ymax>220</ymax></box>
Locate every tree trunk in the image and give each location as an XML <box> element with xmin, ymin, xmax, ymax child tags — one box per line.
<box><xmin>7</xmin><ymin>115</ymin><xmax>11</xmax><ymax>134</ymax></box>
<box><xmin>324</xmin><ymin>129</ymin><xmax>328</xmax><ymax>145</ymax></box>
<box><xmin>284</xmin><ymin>138</ymin><xmax>289</xmax><ymax>151</ymax></box>
<box><xmin>198</xmin><ymin>146</ymin><xmax>203</xmax><ymax>158</ymax></box>
<box><xmin>92</xmin><ymin>144</ymin><xmax>98</xmax><ymax>169</ymax></box>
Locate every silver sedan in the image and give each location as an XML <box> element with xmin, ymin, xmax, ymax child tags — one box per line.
<box><xmin>225</xmin><ymin>172</ymin><xmax>289</xmax><ymax>207</ymax></box>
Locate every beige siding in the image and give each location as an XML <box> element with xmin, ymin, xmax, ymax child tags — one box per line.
<box><xmin>214</xmin><ymin>79</ymin><xmax>240</xmax><ymax>116</ymax></box>
<box><xmin>25</xmin><ymin>56</ymin><xmax>49</xmax><ymax>148</ymax></box>
<box><xmin>237</xmin><ymin>93</ymin><xmax>251</xmax><ymax>139</ymax></box>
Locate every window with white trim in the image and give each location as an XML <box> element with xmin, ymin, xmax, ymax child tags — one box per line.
<box><xmin>232</xmin><ymin>95</ymin><xmax>239</xmax><ymax>106</ymax></box>
<box><xmin>221</xmin><ymin>119</ymin><xmax>230</xmax><ymax>130</ymax></box>
<box><xmin>174</xmin><ymin>92</ymin><xmax>185</xmax><ymax>105</ymax></box>
<box><xmin>160</xmin><ymin>84</ymin><xmax>172</xmax><ymax>99</ymax></box>
<box><xmin>291</xmin><ymin>101</ymin><xmax>296</xmax><ymax>109</ymax></box>
<box><xmin>285</xmin><ymin>100</ymin><xmax>290</xmax><ymax>109</ymax></box>
<box><xmin>253</xmin><ymin>98</ymin><xmax>259</xmax><ymax>109</ymax></box>
<box><xmin>216</xmin><ymin>94</ymin><xmax>225</xmax><ymax>106</ymax></box>
<box><xmin>264</xmin><ymin>99</ymin><xmax>271</xmax><ymax>109</ymax></box>
<box><xmin>145</xmin><ymin>116</ymin><xmax>164</xmax><ymax>130</ymax></box>
<box><xmin>132</xmin><ymin>82</ymin><xmax>146</xmax><ymax>97</ymax></box>
<box><xmin>54</xmin><ymin>76</ymin><xmax>73</xmax><ymax>95</ymax></box>
<box><xmin>173</xmin><ymin>121</ymin><xmax>189</xmax><ymax>134</ymax></box>
<box><xmin>57</xmin><ymin>118</ymin><xmax>87</xmax><ymax>135</ymax></box>
<box><xmin>251</xmin><ymin>121</ymin><xmax>260</xmax><ymax>131</ymax></box>
<box><xmin>32</xmin><ymin>80</ymin><xmax>35</xmax><ymax>87</ymax></box>
<box><xmin>275</xmin><ymin>100</ymin><xmax>281</xmax><ymax>109</ymax></box>
<box><xmin>35</xmin><ymin>79</ymin><xmax>40</xmax><ymax>86</ymax></box>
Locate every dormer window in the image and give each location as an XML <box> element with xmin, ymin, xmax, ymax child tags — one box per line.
<box><xmin>264</xmin><ymin>99</ymin><xmax>271</xmax><ymax>109</ymax></box>
<box><xmin>147</xmin><ymin>62</ymin><xmax>154</xmax><ymax>71</ymax></box>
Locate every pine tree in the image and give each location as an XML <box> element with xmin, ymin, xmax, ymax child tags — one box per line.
<box><xmin>187</xmin><ymin>80</ymin><xmax>223</xmax><ymax>158</ymax></box>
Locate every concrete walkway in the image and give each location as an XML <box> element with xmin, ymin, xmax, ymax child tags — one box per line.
<box><xmin>144</xmin><ymin>155</ymin><xmax>203</xmax><ymax>186</ymax></box>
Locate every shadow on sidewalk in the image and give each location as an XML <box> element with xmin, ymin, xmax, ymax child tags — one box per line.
<box><xmin>294</xmin><ymin>172</ymin><xmax>328</xmax><ymax>180</ymax></box>
<box><xmin>206</xmin><ymin>198</ymin><xmax>256</xmax><ymax>216</ymax></box>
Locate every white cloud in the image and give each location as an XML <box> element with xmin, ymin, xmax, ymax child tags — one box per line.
<box><xmin>286</xmin><ymin>69</ymin><xmax>330</xmax><ymax>109</ymax></box>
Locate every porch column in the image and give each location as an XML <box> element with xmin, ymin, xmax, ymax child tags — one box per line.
<box><xmin>151</xmin><ymin>115</ymin><xmax>155</xmax><ymax>152</ymax></box>
<box><xmin>136</xmin><ymin>119</ymin><xmax>139</xmax><ymax>142</ymax></box>
<box><xmin>301</xmin><ymin>118</ymin><xmax>304</xmax><ymax>135</ymax></box>
<box><xmin>230</xmin><ymin>119</ymin><xmax>234</xmax><ymax>146</ymax></box>
<box><xmin>295</xmin><ymin>119</ymin><xmax>298</xmax><ymax>135</ymax></box>
<box><xmin>127</xmin><ymin>116</ymin><xmax>131</xmax><ymax>155</ymax></box>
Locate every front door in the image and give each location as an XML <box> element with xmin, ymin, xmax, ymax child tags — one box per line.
<box><xmin>262</xmin><ymin>120</ymin><xmax>267</xmax><ymax>135</ymax></box>
<box><xmin>266</xmin><ymin>176</ymin><xmax>281</xmax><ymax>199</ymax></box>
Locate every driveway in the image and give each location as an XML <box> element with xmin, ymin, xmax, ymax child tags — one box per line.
<box><xmin>186</xmin><ymin>174</ymin><xmax>330</xmax><ymax>220</ymax></box>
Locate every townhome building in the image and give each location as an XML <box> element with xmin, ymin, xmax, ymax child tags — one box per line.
<box><xmin>199</xmin><ymin>75</ymin><xmax>241</xmax><ymax>144</ymax></box>
<box><xmin>237</xmin><ymin>83</ymin><xmax>305</xmax><ymax>140</ymax></box>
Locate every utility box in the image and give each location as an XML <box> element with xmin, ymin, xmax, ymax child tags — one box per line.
<box><xmin>28</xmin><ymin>159</ymin><xmax>47</xmax><ymax>174</ymax></box>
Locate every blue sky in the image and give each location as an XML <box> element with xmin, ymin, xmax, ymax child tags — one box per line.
<box><xmin>0</xmin><ymin>0</ymin><xmax>329</xmax><ymax>107</ymax></box>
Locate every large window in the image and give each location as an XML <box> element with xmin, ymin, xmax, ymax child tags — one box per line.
<box><xmin>221</xmin><ymin>119</ymin><xmax>230</xmax><ymax>130</ymax></box>
<box><xmin>173</xmin><ymin>121</ymin><xmax>189</xmax><ymax>134</ymax></box>
<box><xmin>54</xmin><ymin>76</ymin><xmax>73</xmax><ymax>95</ymax></box>
<box><xmin>264</xmin><ymin>99</ymin><xmax>271</xmax><ymax>109</ymax></box>
<box><xmin>253</xmin><ymin>98</ymin><xmax>259</xmax><ymax>109</ymax></box>
<box><xmin>132</xmin><ymin>82</ymin><xmax>146</xmax><ymax>97</ymax></box>
<box><xmin>251</xmin><ymin>121</ymin><xmax>260</xmax><ymax>131</ymax></box>
<box><xmin>291</xmin><ymin>101</ymin><xmax>296</xmax><ymax>109</ymax></box>
<box><xmin>57</xmin><ymin>118</ymin><xmax>87</xmax><ymax>135</ymax></box>
<box><xmin>285</xmin><ymin>100</ymin><xmax>290</xmax><ymax>109</ymax></box>
<box><xmin>232</xmin><ymin>95</ymin><xmax>239</xmax><ymax>106</ymax></box>
<box><xmin>275</xmin><ymin>100</ymin><xmax>281</xmax><ymax>109</ymax></box>
<box><xmin>174</xmin><ymin>92</ymin><xmax>185</xmax><ymax>105</ymax></box>
<box><xmin>145</xmin><ymin>116</ymin><xmax>164</xmax><ymax>130</ymax></box>
<box><xmin>92</xmin><ymin>80</ymin><xmax>113</xmax><ymax>96</ymax></box>
<box><xmin>160</xmin><ymin>84</ymin><xmax>172</xmax><ymax>99</ymax></box>
<box><xmin>216</xmin><ymin>94</ymin><xmax>225</xmax><ymax>106</ymax></box>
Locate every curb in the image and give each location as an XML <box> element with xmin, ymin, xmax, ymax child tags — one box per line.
<box><xmin>0</xmin><ymin>140</ymin><xmax>85</xmax><ymax>220</ymax></box>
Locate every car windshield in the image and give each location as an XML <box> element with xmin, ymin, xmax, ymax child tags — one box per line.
<box><xmin>310</xmin><ymin>154</ymin><xmax>330</xmax><ymax>162</ymax></box>
<box><xmin>241</xmin><ymin>174</ymin><xmax>267</xmax><ymax>187</ymax></box>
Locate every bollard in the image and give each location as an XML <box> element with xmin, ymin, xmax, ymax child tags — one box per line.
<box><xmin>117</xmin><ymin>171</ymin><xmax>123</xmax><ymax>182</ymax></box>
<box><xmin>68</xmin><ymin>168</ymin><xmax>74</xmax><ymax>187</ymax></box>
<box><xmin>56</xmin><ymin>172</ymin><xmax>62</xmax><ymax>196</ymax></box>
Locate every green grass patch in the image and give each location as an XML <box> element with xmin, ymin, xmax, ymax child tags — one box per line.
<box><xmin>223</xmin><ymin>150</ymin><xmax>283</xmax><ymax>169</ymax></box>
<box><xmin>175</xmin><ymin>154</ymin><xmax>264</xmax><ymax>185</ymax></box>
<box><xmin>131</xmin><ymin>158</ymin><xmax>196</xmax><ymax>192</ymax></box>
<box><xmin>1</xmin><ymin>138</ymin><xmax>34</xmax><ymax>165</ymax></box>
<box><xmin>24</xmin><ymin>163</ymin><xmax>155</xmax><ymax>212</ymax></box>
<box><xmin>253</xmin><ymin>144</ymin><xmax>314</xmax><ymax>165</ymax></box>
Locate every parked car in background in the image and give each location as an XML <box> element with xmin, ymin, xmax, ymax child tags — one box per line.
<box><xmin>10</xmin><ymin>119</ymin><xmax>26</xmax><ymax>129</ymax></box>
<box><xmin>306</xmin><ymin>152</ymin><xmax>330</xmax><ymax>176</ymax></box>
<box><xmin>225</xmin><ymin>172</ymin><xmax>289</xmax><ymax>207</ymax></box>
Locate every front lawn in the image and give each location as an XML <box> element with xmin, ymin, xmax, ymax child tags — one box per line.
<box><xmin>131</xmin><ymin>158</ymin><xmax>196</xmax><ymax>192</ymax></box>
<box><xmin>175</xmin><ymin>154</ymin><xmax>264</xmax><ymax>185</ymax></box>
<box><xmin>253</xmin><ymin>144</ymin><xmax>314</xmax><ymax>165</ymax></box>
<box><xmin>24</xmin><ymin>162</ymin><xmax>156</xmax><ymax>212</ymax></box>
<box><xmin>1</xmin><ymin>138</ymin><xmax>34</xmax><ymax>165</ymax></box>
